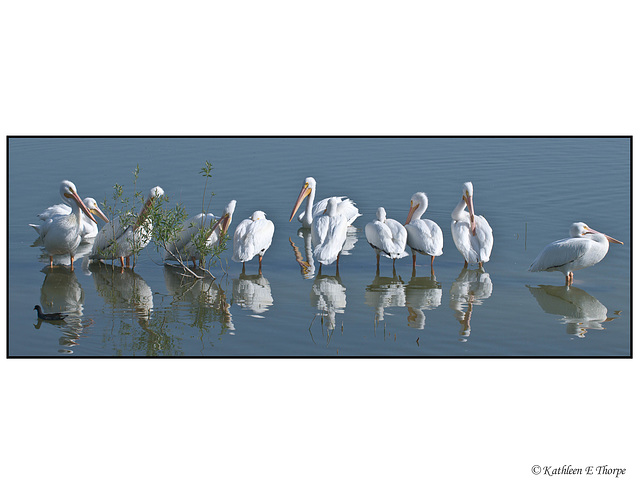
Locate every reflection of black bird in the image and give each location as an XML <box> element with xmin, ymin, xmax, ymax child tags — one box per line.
<box><xmin>34</xmin><ymin>305</ymin><xmax>67</xmax><ymax>321</ymax></box>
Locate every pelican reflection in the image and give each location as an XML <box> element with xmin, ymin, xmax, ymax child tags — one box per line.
<box><xmin>311</xmin><ymin>273</ymin><xmax>346</xmax><ymax>331</ymax></box>
<box><xmin>449</xmin><ymin>267</ymin><xmax>493</xmax><ymax>341</ymax></box>
<box><xmin>164</xmin><ymin>266</ymin><xmax>234</xmax><ymax>332</ymax></box>
<box><xmin>290</xmin><ymin>230</ymin><xmax>315</xmax><ymax>279</ymax></box>
<box><xmin>89</xmin><ymin>262</ymin><xmax>153</xmax><ymax>320</ymax></box>
<box><xmin>232</xmin><ymin>268</ymin><xmax>273</xmax><ymax>315</ymax></box>
<box><xmin>364</xmin><ymin>268</ymin><xmax>405</xmax><ymax>323</ymax></box>
<box><xmin>38</xmin><ymin>266</ymin><xmax>90</xmax><ymax>351</ymax></box>
<box><xmin>527</xmin><ymin>285</ymin><xmax>619</xmax><ymax>337</ymax></box>
<box><xmin>405</xmin><ymin>268</ymin><xmax>442</xmax><ymax>329</ymax></box>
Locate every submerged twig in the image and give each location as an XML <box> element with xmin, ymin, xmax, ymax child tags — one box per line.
<box><xmin>308</xmin><ymin>314</ymin><xmax>317</xmax><ymax>344</ymax></box>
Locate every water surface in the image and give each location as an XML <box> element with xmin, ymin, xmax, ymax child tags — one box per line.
<box><xmin>7</xmin><ymin>137</ymin><xmax>631</xmax><ymax>356</ymax></box>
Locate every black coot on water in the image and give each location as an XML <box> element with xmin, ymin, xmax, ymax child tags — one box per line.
<box><xmin>34</xmin><ymin>305</ymin><xmax>67</xmax><ymax>321</ymax></box>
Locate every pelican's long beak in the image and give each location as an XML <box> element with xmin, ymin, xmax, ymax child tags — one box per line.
<box><xmin>91</xmin><ymin>205</ymin><xmax>110</xmax><ymax>223</ymax></box>
<box><xmin>405</xmin><ymin>201</ymin><xmax>419</xmax><ymax>225</ymax></box>
<box><xmin>134</xmin><ymin>193</ymin><xmax>161</xmax><ymax>230</ymax></box>
<box><xmin>67</xmin><ymin>189</ymin><xmax>97</xmax><ymax>224</ymax></box>
<box><xmin>289</xmin><ymin>184</ymin><xmax>312</xmax><ymax>222</ymax></box>
<box><xmin>216</xmin><ymin>213</ymin><xmax>231</xmax><ymax>245</ymax></box>
<box><xmin>585</xmin><ymin>227</ymin><xmax>623</xmax><ymax>244</ymax></box>
<box><xmin>606</xmin><ymin>235</ymin><xmax>624</xmax><ymax>245</ymax></box>
<box><xmin>464</xmin><ymin>192</ymin><xmax>476</xmax><ymax>236</ymax></box>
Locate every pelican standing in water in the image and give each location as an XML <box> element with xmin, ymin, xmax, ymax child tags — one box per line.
<box><xmin>365</xmin><ymin>207</ymin><xmax>408</xmax><ymax>268</ymax></box>
<box><xmin>312</xmin><ymin>197</ymin><xmax>349</xmax><ymax>269</ymax></box>
<box><xmin>32</xmin><ymin>197</ymin><xmax>109</xmax><ymax>240</ymax></box>
<box><xmin>529</xmin><ymin>222</ymin><xmax>623</xmax><ymax>286</ymax></box>
<box><xmin>289</xmin><ymin>176</ymin><xmax>361</xmax><ymax>228</ymax></box>
<box><xmin>164</xmin><ymin>200</ymin><xmax>236</xmax><ymax>268</ymax></box>
<box><xmin>232</xmin><ymin>210</ymin><xmax>275</xmax><ymax>273</ymax></box>
<box><xmin>90</xmin><ymin>186</ymin><xmax>164</xmax><ymax>267</ymax></box>
<box><xmin>33</xmin><ymin>180</ymin><xmax>98</xmax><ymax>269</ymax></box>
<box><xmin>405</xmin><ymin>192</ymin><xmax>443</xmax><ymax>270</ymax></box>
<box><xmin>451</xmin><ymin>182</ymin><xmax>493</xmax><ymax>268</ymax></box>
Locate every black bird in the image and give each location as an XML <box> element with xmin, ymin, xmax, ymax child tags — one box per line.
<box><xmin>34</xmin><ymin>305</ymin><xmax>67</xmax><ymax>321</ymax></box>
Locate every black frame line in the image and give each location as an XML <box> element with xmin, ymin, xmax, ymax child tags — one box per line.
<box><xmin>6</xmin><ymin>135</ymin><xmax>632</xmax><ymax>359</ymax></box>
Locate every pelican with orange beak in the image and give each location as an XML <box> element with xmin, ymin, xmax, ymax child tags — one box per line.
<box><xmin>32</xmin><ymin>196</ymin><xmax>109</xmax><ymax>240</ymax></box>
<box><xmin>289</xmin><ymin>176</ymin><xmax>360</xmax><ymax>228</ymax></box>
<box><xmin>90</xmin><ymin>186</ymin><xmax>164</xmax><ymax>267</ymax></box>
<box><xmin>35</xmin><ymin>180</ymin><xmax>99</xmax><ymax>269</ymax></box>
<box><xmin>164</xmin><ymin>200</ymin><xmax>236</xmax><ymax>268</ymax></box>
<box><xmin>451</xmin><ymin>181</ymin><xmax>493</xmax><ymax>268</ymax></box>
<box><xmin>404</xmin><ymin>192</ymin><xmax>443</xmax><ymax>270</ymax></box>
<box><xmin>529</xmin><ymin>222</ymin><xmax>623</xmax><ymax>286</ymax></box>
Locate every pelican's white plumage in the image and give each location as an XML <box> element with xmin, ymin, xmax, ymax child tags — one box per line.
<box><xmin>529</xmin><ymin>222</ymin><xmax>623</xmax><ymax>285</ymax></box>
<box><xmin>289</xmin><ymin>176</ymin><xmax>361</xmax><ymax>228</ymax></box>
<box><xmin>164</xmin><ymin>200</ymin><xmax>236</xmax><ymax>267</ymax></box>
<box><xmin>90</xmin><ymin>186</ymin><xmax>164</xmax><ymax>267</ymax></box>
<box><xmin>312</xmin><ymin>197</ymin><xmax>348</xmax><ymax>266</ymax></box>
<box><xmin>365</xmin><ymin>207</ymin><xmax>408</xmax><ymax>267</ymax></box>
<box><xmin>451</xmin><ymin>182</ymin><xmax>493</xmax><ymax>267</ymax></box>
<box><xmin>405</xmin><ymin>192</ymin><xmax>443</xmax><ymax>269</ymax></box>
<box><xmin>33</xmin><ymin>197</ymin><xmax>109</xmax><ymax>240</ymax></box>
<box><xmin>33</xmin><ymin>180</ymin><xmax>98</xmax><ymax>269</ymax></box>
<box><xmin>232</xmin><ymin>210</ymin><xmax>275</xmax><ymax>271</ymax></box>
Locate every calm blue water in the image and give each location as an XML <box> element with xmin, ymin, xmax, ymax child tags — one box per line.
<box><xmin>7</xmin><ymin>137</ymin><xmax>631</xmax><ymax>356</ymax></box>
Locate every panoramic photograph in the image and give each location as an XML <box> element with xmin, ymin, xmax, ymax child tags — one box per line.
<box><xmin>6</xmin><ymin>136</ymin><xmax>631</xmax><ymax>357</ymax></box>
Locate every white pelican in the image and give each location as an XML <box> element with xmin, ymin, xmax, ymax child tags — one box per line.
<box><xmin>232</xmin><ymin>210</ymin><xmax>275</xmax><ymax>272</ymax></box>
<box><xmin>312</xmin><ymin>197</ymin><xmax>348</xmax><ymax>267</ymax></box>
<box><xmin>289</xmin><ymin>176</ymin><xmax>361</xmax><ymax>228</ymax></box>
<box><xmin>34</xmin><ymin>180</ymin><xmax>98</xmax><ymax>269</ymax></box>
<box><xmin>405</xmin><ymin>192</ymin><xmax>443</xmax><ymax>270</ymax></box>
<box><xmin>32</xmin><ymin>197</ymin><xmax>109</xmax><ymax>240</ymax></box>
<box><xmin>365</xmin><ymin>207</ymin><xmax>408</xmax><ymax>268</ymax></box>
<box><xmin>90</xmin><ymin>186</ymin><xmax>164</xmax><ymax>267</ymax></box>
<box><xmin>451</xmin><ymin>182</ymin><xmax>493</xmax><ymax>268</ymax></box>
<box><xmin>164</xmin><ymin>200</ymin><xmax>236</xmax><ymax>268</ymax></box>
<box><xmin>528</xmin><ymin>222</ymin><xmax>623</xmax><ymax>286</ymax></box>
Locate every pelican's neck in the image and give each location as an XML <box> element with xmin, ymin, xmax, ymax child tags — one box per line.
<box><xmin>303</xmin><ymin>187</ymin><xmax>316</xmax><ymax>225</ymax></box>
<box><xmin>451</xmin><ymin>198</ymin><xmax>468</xmax><ymax>221</ymax></box>
<box><xmin>586</xmin><ymin>233</ymin><xmax>611</xmax><ymax>264</ymax></box>
<box><xmin>68</xmin><ymin>199</ymin><xmax>84</xmax><ymax>231</ymax></box>
<box><xmin>326</xmin><ymin>200</ymin><xmax>339</xmax><ymax>217</ymax></box>
<box><xmin>589</xmin><ymin>233</ymin><xmax>611</xmax><ymax>250</ymax></box>
<box><xmin>411</xmin><ymin>203</ymin><xmax>427</xmax><ymax>222</ymax></box>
